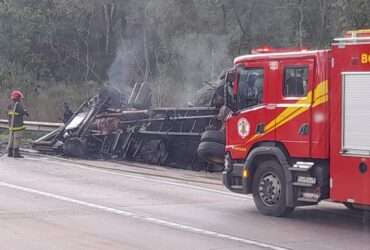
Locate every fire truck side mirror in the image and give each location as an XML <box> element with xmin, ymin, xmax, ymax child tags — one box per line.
<box><xmin>225</xmin><ymin>71</ymin><xmax>239</xmax><ymax>113</ymax></box>
<box><xmin>233</xmin><ymin>71</ymin><xmax>240</xmax><ymax>97</ymax></box>
<box><xmin>226</xmin><ymin>71</ymin><xmax>235</xmax><ymax>83</ymax></box>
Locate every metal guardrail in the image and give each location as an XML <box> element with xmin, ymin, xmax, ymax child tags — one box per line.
<box><xmin>0</xmin><ymin>119</ymin><xmax>63</xmax><ymax>132</ymax></box>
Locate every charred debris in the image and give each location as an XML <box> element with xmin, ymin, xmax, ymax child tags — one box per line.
<box><xmin>33</xmin><ymin>74</ymin><xmax>227</xmax><ymax>172</ymax></box>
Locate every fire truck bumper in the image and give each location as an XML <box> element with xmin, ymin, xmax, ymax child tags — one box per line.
<box><xmin>222</xmin><ymin>155</ymin><xmax>248</xmax><ymax>194</ymax></box>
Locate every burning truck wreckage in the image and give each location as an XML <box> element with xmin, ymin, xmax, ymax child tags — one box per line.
<box><xmin>32</xmin><ymin>73</ymin><xmax>230</xmax><ymax>172</ymax></box>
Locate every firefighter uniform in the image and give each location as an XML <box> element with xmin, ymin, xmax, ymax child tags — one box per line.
<box><xmin>7</xmin><ymin>91</ymin><xmax>27</xmax><ymax>158</ymax></box>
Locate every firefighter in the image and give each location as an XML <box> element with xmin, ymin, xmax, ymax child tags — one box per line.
<box><xmin>7</xmin><ymin>90</ymin><xmax>28</xmax><ymax>158</ymax></box>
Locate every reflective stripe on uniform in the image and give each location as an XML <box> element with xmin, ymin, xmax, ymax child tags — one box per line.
<box><xmin>9</xmin><ymin>126</ymin><xmax>26</xmax><ymax>132</ymax></box>
<box><xmin>8</xmin><ymin>111</ymin><xmax>20</xmax><ymax>116</ymax></box>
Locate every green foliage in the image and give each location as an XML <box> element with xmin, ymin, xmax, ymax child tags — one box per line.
<box><xmin>0</xmin><ymin>129</ymin><xmax>8</xmax><ymax>144</ymax></box>
<box><xmin>0</xmin><ymin>0</ymin><xmax>369</xmax><ymax>117</ymax></box>
<box><xmin>0</xmin><ymin>0</ymin><xmax>369</xmax><ymax>83</ymax></box>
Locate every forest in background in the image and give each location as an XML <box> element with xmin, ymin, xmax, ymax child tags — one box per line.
<box><xmin>0</xmin><ymin>0</ymin><xmax>369</xmax><ymax>121</ymax></box>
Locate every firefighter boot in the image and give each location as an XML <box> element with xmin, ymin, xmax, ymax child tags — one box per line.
<box><xmin>8</xmin><ymin>148</ymin><xmax>13</xmax><ymax>157</ymax></box>
<box><xmin>13</xmin><ymin>148</ymin><xmax>24</xmax><ymax>158</ymax></box>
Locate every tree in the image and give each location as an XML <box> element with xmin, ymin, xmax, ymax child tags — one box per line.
<box><xmin>0</xmin><ymin>0</ymin><xmax>369</xmax><ymax>109</ymax></box>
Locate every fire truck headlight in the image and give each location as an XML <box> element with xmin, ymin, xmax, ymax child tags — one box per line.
<box><xmin>243</xmin><ymin>169</ymin><xmax>249</xmax><ymax>178</ymax></box>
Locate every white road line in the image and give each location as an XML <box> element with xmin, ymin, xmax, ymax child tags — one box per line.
<box><xmin>0</xmin><ymin>181</ymin><xmax>288</xmax><ymax>250</ymax></box>
<box><xmin>38</xmin><ymin>157</ymin><xmax>253</xmax><ymax>201</ymax></box>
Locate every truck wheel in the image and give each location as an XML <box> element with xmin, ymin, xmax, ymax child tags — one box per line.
<box><xmin>197</xmin><ymin>141</ymin><xmax>225</xmax><ymax>165</ymax></box>
<box><xmin>200</xmin><ymin>130</ymin><xmax>225</xmax><ymax>144</ymax></box>
<box><xmin>63</xmin><ymin>137</ymin><xmax>87</xmax><ymax>158</ymax></box>
<box><xmin>252</xmin><ymin>160</ymin><xmax>294</xmax><ymax>217</ymax></box>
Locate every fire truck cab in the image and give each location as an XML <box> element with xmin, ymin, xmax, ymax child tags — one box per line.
<box><xmin>223</xmin><ymin>30</ymin><xmax>370</xmax><ymax>216</ymax></box>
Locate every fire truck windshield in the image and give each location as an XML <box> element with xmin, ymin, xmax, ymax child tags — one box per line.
<box><xmin>237</xmin><ymin>68</ymin><xmax>264</xmax><ymax>110</ymax></box>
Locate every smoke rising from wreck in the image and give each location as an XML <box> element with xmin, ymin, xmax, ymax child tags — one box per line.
<box><xmin>107</xmin><ymin>39</ymin><xmax>143</xmax><ymax>103</ymax></box>
<box><xmin>107</xmin><ymin>1</ymin><xmax>232</xmax><ymax>107</ymax></box>
<box><xmin>171</xmin><ymin>33</ymin><xmax>230</xmax><ymax>104</ymax></box>
<box><xmin>108</xmin><ymin>33</ymin><xmax>231</xmax><ymax>107</ymax></box>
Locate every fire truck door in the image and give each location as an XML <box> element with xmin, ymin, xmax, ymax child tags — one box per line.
<box><xmin>226</xmin><ymin>63</ymin><xmax>274</xmax><ymax>160</ymax></box>
<box><xmin>275</xmin><ymin>59</ymin><xmax>314</xmax><ymax>157</ymax></box>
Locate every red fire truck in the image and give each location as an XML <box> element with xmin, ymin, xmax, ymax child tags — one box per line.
<box><xmin>222</xmin><ymin>30</ymin><xmax>370</xmax><ymax>216</ymax></box>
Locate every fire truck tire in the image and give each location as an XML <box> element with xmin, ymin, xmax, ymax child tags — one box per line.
<box><xmin>200</xmin><ymin>130</ymin><xmax>225</xmax><ymax>144</ymax></box>
<box><xmin>197</xmin><ymin>141</ymin><xmax>225</xmax><ymax>165</ymax></box>
<box><xmin>252</xmin><ymin>160</ymin><xmax>294</xmax><ymax>217</ymax></box>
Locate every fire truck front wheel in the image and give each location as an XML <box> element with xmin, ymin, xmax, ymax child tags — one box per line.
<box><xmin>252</xmin><ymin>160</ymin><xmax>294</xmax><ymax>217</ymax></box>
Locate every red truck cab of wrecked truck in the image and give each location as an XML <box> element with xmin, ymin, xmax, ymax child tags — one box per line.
<box><xmin>222</xmin><ymin>29</ymin><xmax>370</xmax><ymax>216</ymax></box>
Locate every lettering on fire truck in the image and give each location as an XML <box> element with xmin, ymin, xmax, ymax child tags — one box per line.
<box><xmin>361</xmin><ymin>53</ymin><xmax>370</xmax><ymax>64</ymax></box>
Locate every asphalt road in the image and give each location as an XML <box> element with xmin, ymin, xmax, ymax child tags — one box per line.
<box><xmin>1</xmin><ymin>155</ymin><xmax>370</xmax><ymax>250</ymax></box>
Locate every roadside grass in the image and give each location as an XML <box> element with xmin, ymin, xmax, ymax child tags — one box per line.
<box><xmin>0</xmin><ymin>81</ymin><xmax>101</xmax><ymax>122</ymax></box>
<box><xmin>0</xmin><ymin>128</ymin><xmax>47</xmax><ymax>149</ymax></box>
<box><xmin>0</xmin><ymin>129</ymin><xmax>7</xmax><ymax>143</ymax></box>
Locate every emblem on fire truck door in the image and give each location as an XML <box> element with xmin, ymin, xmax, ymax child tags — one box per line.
<box><xmin>237</xmin><ymin>118</ymin><xmax>250</xmax><ymax>139</ymax></box>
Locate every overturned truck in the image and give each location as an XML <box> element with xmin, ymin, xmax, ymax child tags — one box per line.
<box><xmin>33</xmin><ymin>77</ymin><xmax>227</xmax><ymax>171</ymax></box>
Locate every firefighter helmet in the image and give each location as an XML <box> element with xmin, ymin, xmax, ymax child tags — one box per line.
<box><xmin>10</xmin><ymin>90</ymin><xmax>24</xmax><ymax>100</ymax></box>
